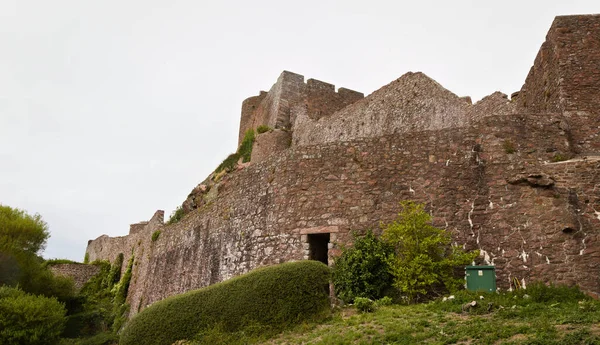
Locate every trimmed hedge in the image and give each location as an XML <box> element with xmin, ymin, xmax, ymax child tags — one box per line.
<box><xmin>120</xmin><ymin>261</ymin><xmax>331</xmax><ymax>345</ymax></box>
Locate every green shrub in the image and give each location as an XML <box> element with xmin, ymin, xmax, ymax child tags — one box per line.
<box><xmin>151</xmin><ymin>230</ymin><xmax>161</xmax><ymax>242</ymax></box>
<box><xmin>375</xmin><ymin>296</ymin><xmax>393</xmax><ymax>307</ymax></box>
<box><xmin>333</xmin><ymin>230</ymin><xmax>394</xmax><ymax>303</ymax></box>
<box><xmin>256</xmin><ymin>125</ymin><xmax>272</xmax><ymax>134</ymax></box>
<box><xmin>354</xmin><ymin>297</ymin><xmax>376</xmax><ymax>313</ymax></box>
<box><xmin>383</xmin><ymin>201</ymin><xmax>479</xmax><ymax>303</ymax></box>
<box><xmin>167</xmin><ymin>206</ymin><xmax>185</xmax><ymax>224</ymax></box>
<box><xmin>120</xmin><ymin>261</ymin><xmax>331</xmax><ymax>345</ymax></box>
<box><xmin>238</xmin><ymin>128</ymin><xmax>256</xmax><ymax>163</ymax></box>
<box><xmin>84</xmin><ymin>253</ymin><xmax>89</xmax><ymax>264</ymax></box>
<box><xmin>0</xmin><ymin>286</ymin><xmax>67</xmax><ymax>345</ymax></box>
<box><xmin>215</xmin><ymin>153</ymin><xmax>241</xmax><ymax>174</ymax></box>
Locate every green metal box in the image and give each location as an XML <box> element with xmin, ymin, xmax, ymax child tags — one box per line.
<box><xmin>465</xmin><ymin>265</ymin><xmax>496</xmax><ymax>292</ymax></box>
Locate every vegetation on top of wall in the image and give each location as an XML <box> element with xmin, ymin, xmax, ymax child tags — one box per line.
<box><xmin>333</xmin><ymin>230</ymin><xmax>394</xmax><ymax>303</ymax></box>
<box><xmin>214</xmin><ymin>128</ymin><xmax>257</xmax><ymax>176</ymax></box>
<box><xmin>256</xmin><ymin>125</ymin><xmax>272</xmax><ymax>134</ymax></box>
<box><xmin>84</xmin><ymin>252</ymin><xmax>90</xmax><ymax>264</ymax></box>
<box><xmin>167</xmin><ymin>206</ymin><xmax>185</xmax><ymax>225</ymax></box>
<box><xmin>42</xmin><ymin>258</ymin><xmax>80</xmax><ymax>268</ymax></box>
<box><xmin>0</xmin><ymin>286</ymin><xmax>67</xmax><ymax>345</ymax></box>
<box><xmin>215</xmin><ymin>153</ymin><xmax>241</xmax><ymax>174</ymax></box>
<box><xmin>238</xmin><ymin>128</ymin><xmax>256</xmax><ymax>163</ymax></box>
<box><xmin>151</xmin><ymin>230</ymin><xmax>161</xmax><ymax>242</ymax></box>
<box><xmin>119</xmin><ymin>261</ymin><xmax>331</xmax><ymax>345</ymax></box>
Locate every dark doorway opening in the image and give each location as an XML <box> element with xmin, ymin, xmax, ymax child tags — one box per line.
<box><xmin>308</xmin><ymin>233</ymin><xmax>330</xmax><ymax>265</ymax></box>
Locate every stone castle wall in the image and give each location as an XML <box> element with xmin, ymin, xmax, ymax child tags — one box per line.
<box><xmin>86</xmin><ymin>14</ymin><xmax>600</xmax><ymax>317</ymax></box>
<box><xmin>518</xmin><ymin>14</ymin><xmax>600</xmax><ymax>154</ymax></box>
<box><xmin>238</xmin><ymin>71</ymin><xmax>364</xmax><ymax>146</ymax></box>
<box><xmin>87</xmin><ymin>111</ymin><xmax>599</xmax><ymax>316</ymax></box>
<box><xmin>49</xmin><ymin>263</ymin><xmax>101</xmax><ymax>290</ymax></box>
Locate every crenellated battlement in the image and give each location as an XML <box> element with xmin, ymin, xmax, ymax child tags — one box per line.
<box><xmin>238</xmin><ymin>71</ymin><xmax>363</xmax><ymax>146</ymax></box>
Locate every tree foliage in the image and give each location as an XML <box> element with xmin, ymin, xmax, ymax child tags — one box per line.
<box><xmin>332</xmin><ymin>230</ymin><xmax>393</xmax><ymax>303</ymax></box>
<box><xmin>382</xmin><ymin>201</ymin><xmax>479</xmax><ymax>303</ymax></box>
<box><xmin>0</xmin><ymin>205</ymin><xmax>49</xmax><ymax>255</ymax></box>
<box><xmin>0</xmin><ymin>286</ymin><xmax>67</xmax><ymax>345</ymax></box>
<box><xmin>0</xmin><ymin>205</ymin><xmax>75</xmax><ymax>301</ymax></box>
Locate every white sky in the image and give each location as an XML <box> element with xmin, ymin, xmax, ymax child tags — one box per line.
<box><xmin>1</xmin><ymin>0</ymin><xmax>598</xmax><ymax>261</ymax></box>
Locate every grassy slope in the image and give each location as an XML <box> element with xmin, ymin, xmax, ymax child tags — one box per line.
<box><xmin>258</xmin><ymin>289</ymin><xmax>600</xmax><ymax>345</ymax></box>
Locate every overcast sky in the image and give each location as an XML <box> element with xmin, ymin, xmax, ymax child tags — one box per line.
<box><xmin>1</xmin><ymin>0</ymin><xmax>598</xmax><ymax>261</ymax></box>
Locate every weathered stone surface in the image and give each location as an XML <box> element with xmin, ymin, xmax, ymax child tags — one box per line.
<box><xmin>49</xmin><ymin>263</ymin><xmax>101</xmax><ymax>290</ymax></box>
<box><xmin>251</xmin><ymin>129</ymin><xmax>291</xmax><ymax>164</ymax></box>
<box><xmin>86</xmin><ymin>15</ymin><xmax>600</xmax><ymax>318</ymax></box>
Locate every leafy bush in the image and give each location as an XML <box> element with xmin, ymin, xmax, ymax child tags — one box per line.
<box><xmin>354</xmin><ymin>297</ymin><xmax>376</xmax><ymax>313</ymax></box>
<box><xmin>333</xmin><ymin>230</ymin><xmax>394</xmax><ymax>303</ymax></box>
<box><xmin>167</xmin><ymin>206</ymin><xmax>185</xmax><ymax>225</ymax></box>
<box><xmin>238</xmin><ymin>128</ymin><xmax>256</xmax><ymax>163</ymax></box>
<box><xmin>375</xmin><ymin>296</ymin><xmax>393</xmax><ymax>307</ymax></box>
<box><xmin>120</xmin><ymin>261</ymin><xmax>331</xmax><ymax>345</ymax></box>
<box><xmin>84</xmin><ymin>252</ymin><xmax>90</xmax><ymax>264</ymax></box>
<box><xmin>256</xmin><ymin>125</ymin><xmax>272</xmax><ymax>134</ymax></box>
<box><xmin>16</xmin><ymin>254</ymin><xmax>76</xmax><ymax>303</ymax></box>
<box><xmin>0</xmin><ymin>286</ymin><xmax>67</xmax><ymax>345</ymax></box>
<box><xmin>151</xmin><ymin>230</ymin><xmax>161</xmax><ymax>242</ymax></box>
<box><xmin>382</xmin><ymin>201</ymin><xmax>479</xmax><ymax>303</ymax></box>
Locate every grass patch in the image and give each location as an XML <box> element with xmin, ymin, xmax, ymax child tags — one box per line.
<box><xmin>257</xmin><ymin>283</ymin><xmax>600</xmax><ymax>345</ymax></box>
<box><xmin>42</xmin><ymin>258</ymin><xmax>80</xmax><ymax>268</ymax></box>
<box><xmin>257</xmin><ymin>125</ymin><xmax>272</xmax><ymax>134</ymax></box>
<box><xmin>215</xmin><ymin>153</ymin><xmax>241</xmax><ymax>174</ymax></box>
<box><xmin>552</xmin><ymin>153</ymin><xmax>568</xmax><ymax>162</ymax></box>
<box><xmin>238</xmin><ymin>128</ymin><xmax>256</xmax><ymax>163</ymax></box>
<box><xmin>120</xmin><ymin>261</ymin><xmax>331</xmax><ymax>345</ymax></box>
<box><xmin>503</xmin><ymin>139</ymin><xmax>516</xmax><ymax>154</ymax></box>
<box><xmin>151</xmin><ymin>230</ymin><xmax>161</xmax><ymax>242</ymax></box>
<box><xmin>167</xmin><ymin>206</ymin><xmax>184</xmax><ymax>225</ymax></box>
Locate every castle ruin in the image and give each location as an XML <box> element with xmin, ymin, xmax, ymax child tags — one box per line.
<box><xmin>85</xmin><ymin>14</ymin><xmax>600</xmax><ymax>316</ymax></box>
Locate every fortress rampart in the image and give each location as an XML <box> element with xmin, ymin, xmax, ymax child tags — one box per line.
<box><xmin>86</xmin><ymin>15</ymin><xmax>600</xmax><ymax>317</ymax></box>
<box><xmin>238</xmin><ymin>71</ymin><xmax>364</xmax><ymax>145</ymax></box>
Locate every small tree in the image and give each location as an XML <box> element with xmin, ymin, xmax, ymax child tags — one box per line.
<box><xmin>382</xmin><ymin>201</ymin><xmax>478</xmax><ymax>303</ymax></box>
<box><xmin>333</xmin><ymin>230</ymin><xmax>394</xmax><ymax>303</ymax></box>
